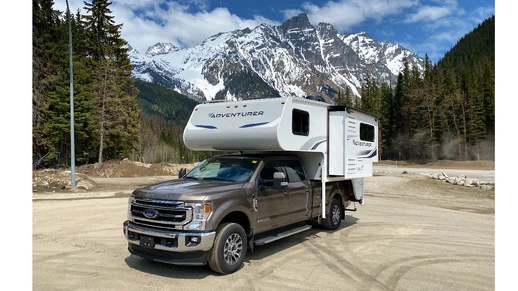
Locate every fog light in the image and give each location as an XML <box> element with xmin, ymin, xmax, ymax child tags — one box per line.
<box><xmin>186</xmin><ymin>236</ymin><xmax>201</xmax><ymax>247</ymax></box>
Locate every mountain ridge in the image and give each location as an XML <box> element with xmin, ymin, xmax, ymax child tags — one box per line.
<box><xmin>129</xmin><ymin>13</ymin><xmax>424</xmax><ymax>102</ymax></box>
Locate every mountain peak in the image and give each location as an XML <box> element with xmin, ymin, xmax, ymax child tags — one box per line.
<box><xmin>124</xmin><ymin>43</ymin><xmax>139</xmax><ymax>54</ymax></box>
<box><xmin>316</xmin><ymin>22</ymin><xmax>338</xmax><ymax>36</ymax></box>
<box><xmin>280</xmin><ymin>13</ymin><xmax>313</xmax><ymax>31</ymax></box>
<box><xmin>145</xmin><ymin>42</ymin><xmax>178</xmax><ymax>56</ymax></box>
<box><xmin>357</xmin><ymin>31</ymin><xmax>372</xmax><ymax>39</ymax></box>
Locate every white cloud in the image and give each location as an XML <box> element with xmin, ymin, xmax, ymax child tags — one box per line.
<box><xmin>282</xmin><ymin>9</ymin><xmax>304</xmax><ymax>19</ymax></box>
<box><xmin>53</xmin><ymin>0</ymin><xmax>279</xmax><ymax>54</ymax></box>
<box><xmin>405</xmin><ymin>6</ymin><xmax>452</xmax><ymax>23</ymax></box>
<box><xmin>298</xmin><ymin>0</ymin><xmax>418</xmax><ymax>31</ymax></box>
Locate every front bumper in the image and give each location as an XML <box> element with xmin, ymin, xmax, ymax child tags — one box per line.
<box><xmin>123</xmin><ymin>221</ymin><xmax>215</xmax><ymax>253</ymax></box>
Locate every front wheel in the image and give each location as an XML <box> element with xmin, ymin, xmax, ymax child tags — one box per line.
<box><xmin>208</xmin><ymin>222</ymin><xmax>247</xmax><ymax>274</ymax></box>
<box><xmin>322</xmin><ymin>198</ymin><xmax>342</xmax><ymax>230</ymax></box>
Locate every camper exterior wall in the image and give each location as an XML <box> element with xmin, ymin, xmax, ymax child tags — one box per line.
<box><xmin>277</xmin><ymin>98</ymin><xmax>329</xmax><ymax>152</ymax></box>
<box><xmin>328</xmin><ymin>109</ymin><xmax>378</xmax><ymax>178</ymax></box>
<box><xmin>183</xmin><ymin>97</ymin><xmax>331</xmax><ymax>153</ymax></box>
<box><xmin>183</xmin><ymin>98</ymin><xmax>287</xmax><ymax>151</ymax></box>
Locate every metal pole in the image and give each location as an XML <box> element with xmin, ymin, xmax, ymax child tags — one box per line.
<box><xmin>67</xmin><ymin>0</ymin><xmax>76</xmax><ymax>187</ymax></box>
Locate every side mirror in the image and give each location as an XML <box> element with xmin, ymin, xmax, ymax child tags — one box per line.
<box><xmin>178</xmin><ymin>168</ymin><xmax>187</xmax><ymax>179</ymax></box>
<box><xmin>273</xmin><ymin>172</ymin><xmax>288</xmax><ymax>189</ymax></box>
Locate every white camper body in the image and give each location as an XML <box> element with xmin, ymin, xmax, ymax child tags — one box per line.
<box><xmin>183</xmin><ymin>96</ymin><xmax>379</xmax><ymax>217</ymax></box>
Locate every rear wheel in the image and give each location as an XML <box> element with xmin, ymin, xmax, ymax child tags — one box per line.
<box><xmin>208</xmin><ymin>222</ymin><xmax>247</xmax><ymax>274</ymax></box>
<box><xmin>322</xmin><ymin>197</ymin><xmax>342</xmax><ymax>230</ymax></box>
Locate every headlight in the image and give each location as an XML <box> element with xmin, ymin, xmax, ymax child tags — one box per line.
<box><xmin>184</xmin><ymin>202</ymin><xmax>212</xmax><ymax>230</ymax></box>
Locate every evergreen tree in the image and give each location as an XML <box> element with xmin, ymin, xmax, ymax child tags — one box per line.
<box><xmin>391</xmin><ymin>72</ymin><xmax>405</xmax><ymax>159</ymax></box>
<box><xmin>344</xmin><ymin>86</ymin><xmax>353</xmax><ymax>106</ymax></box>
<box><xmin>481</xmin><ymin>58</ymin><xmax>495</xmax><ymax>137</ymax></box>
<box><xmin>36</xmin><ymin>3</ymin><xmax>99</xmax><ymax>167</ymax></box>
<box><xmin>33</xmin><ymin>0</ymin><xmax>60</xmax><ymax>163</ymax></box>
<box><xmin>465</xmin><ymin>66</ymin><xmax>486</xmax><ymax>159</ymax></box>
<box><xmin>82</xmin><ymin>0</ymin><xmax>140</xmax><ymax>163</ymax></box>
<box><xmin>336</xmin><ymin>89</ymin><xmax>344</xmax><ymax>105</ymax></box>
<box><xmin>439</xmin><ymin>64</ymin><xmax>464</xmax><ymax>159</ymax></box>
<box><xmin>379</xmin><ymin>83</ymin><xmax>393</xmax><ymax>159</ymax></box>
<box><xmin>360</xmin><ymin>74</ymin><xmax>381</xmax><ymax>116</ymax></box>
<box><xmin>421</xmin><ymin>54</ymin><xmax>440</xmax><ymax>160</ymax></box>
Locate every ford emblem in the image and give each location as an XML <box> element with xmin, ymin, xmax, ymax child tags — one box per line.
<box><xmin>143</xmin><ymin>209</ymin><xmax>159</xmax><ymax>219</ymax></box>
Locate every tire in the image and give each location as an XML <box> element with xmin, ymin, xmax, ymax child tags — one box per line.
<box><xmin>208</xmin><ymin>222</ymin><xmax>247</xmax><ymax>274</ymax></box>
<box><xmin>322</xmin><ymin>197</ymin><xmax>342</xmax><ymax>230</ymax></box>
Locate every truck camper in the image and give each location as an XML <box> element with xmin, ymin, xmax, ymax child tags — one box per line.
<box><xmin>123</xmin><ymin>96</ymin><xmax>379</xmax><ymax>274</ymax></box>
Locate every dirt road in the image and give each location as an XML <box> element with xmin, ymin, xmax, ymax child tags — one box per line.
<box><xmin>32</xmin><ymin>170</ymin><xmax>495</xmax><ymax>290</ymax></box>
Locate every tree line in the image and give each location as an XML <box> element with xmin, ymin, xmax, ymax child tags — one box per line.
<box><xmin>131</xmin><ymin>80</ymin><xmax>215</xmax><ymax>164</ymax></box>
<box><xmin>339</xmin><ymin>16</ymin><xmax>495</xmax><ymax>161</ymax></box>
<box><xmin>33</xmin><ymin>0</ymin><xmax>140</xmax><ymax>168</ymax></box>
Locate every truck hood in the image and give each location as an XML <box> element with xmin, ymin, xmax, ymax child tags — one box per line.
<box><xmin>132</xmin><ymin>179</ymin><xmax>245</xmax><ymax>201</ymax></box>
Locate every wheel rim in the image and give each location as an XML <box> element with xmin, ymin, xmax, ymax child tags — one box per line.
<box><xmin>331</xmin><ymin>204</ymin><xmax>341</xmax><ymax>226</ymax></box>
<box><xmin>223</xmin><ymin>233</ymin><xmax>243</xmax><ymax>265</ymax></box>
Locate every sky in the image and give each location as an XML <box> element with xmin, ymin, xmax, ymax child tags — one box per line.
<box><xmin>52</xmin><ymin>0</ymin><xmax>495</xmax><ymax>63</ymax></box>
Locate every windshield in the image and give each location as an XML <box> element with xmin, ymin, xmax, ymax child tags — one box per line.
<box><xmin>183</xmin><ymin>157</ymin><xmax>260</xmax><ymax>183</ymax></box>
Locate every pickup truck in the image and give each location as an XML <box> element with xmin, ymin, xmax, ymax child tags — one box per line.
<box><xmin>123</xmin><ymin>153</ymin><xmax>359</xmax><ymax>274</ymax></box>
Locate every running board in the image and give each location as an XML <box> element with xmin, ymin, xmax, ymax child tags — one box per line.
<box><xmin>254</xmin><ymin>225</ymin><xmax>312</xmax><ymax>246</ymax></box>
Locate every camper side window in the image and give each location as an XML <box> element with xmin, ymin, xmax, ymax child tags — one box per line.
<box><xmin>292</xmin><ymin>109</ymin><xmax>309</xmax><ymax>136</ymax></box>
<box><xmin>360</xmin><ymin>123</ymin><xmax>375</xmax><ymax>142</ymax></box>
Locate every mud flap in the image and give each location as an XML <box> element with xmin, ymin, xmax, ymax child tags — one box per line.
<box><xmin>351</xmin><ymin>178</ymin><xmax>365</xmax><ymax>205</ymax></box>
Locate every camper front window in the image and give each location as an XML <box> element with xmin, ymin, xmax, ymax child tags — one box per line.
<box><xmin>292</xmin><ymin>109</ymin><xmax>309</xmax><ymax>136</ymax></box>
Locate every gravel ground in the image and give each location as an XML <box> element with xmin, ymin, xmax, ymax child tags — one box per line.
<box><xmin>30</xmin><ymin>162</ymin><xmax>497</xmax><ymax>291</ymax></box>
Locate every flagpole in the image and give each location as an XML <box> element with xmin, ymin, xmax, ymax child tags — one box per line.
<box><xmin>66</xmin><ymin>0</ymin><xmax>76</xmax><ymax>188</ymax></box>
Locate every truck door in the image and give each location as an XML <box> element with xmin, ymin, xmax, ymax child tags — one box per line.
<box><xmin>255</xmin><ymin>160</ymin><xmax>290</xmax><ymax>233</ymax></box>
<box><xmin>279</xmin><ymin>159</ymin><xmax>311</xmax><ymax>224</ymax></box>
<box><xmin>255</xmin><ymin>159</ymin><xmax>311</xmax><ymax>233</ymax></box>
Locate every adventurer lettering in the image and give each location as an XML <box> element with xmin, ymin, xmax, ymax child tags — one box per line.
<box><xmin>353</xmin><ymin>139</ymin><xmax>372</xmax><ymax>147</ymax></box>
<box><xmin>209</xmin><ymin>111</ymin><xmax>264</xmax><ymax>118</ymax></box>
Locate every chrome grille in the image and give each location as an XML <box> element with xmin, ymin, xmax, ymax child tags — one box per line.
<box><xmin>130</xmin><ymin>198</ymin><xmax>192</xmax><ymax>230</ymax></box>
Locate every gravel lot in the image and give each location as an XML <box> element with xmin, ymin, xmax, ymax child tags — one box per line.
<box><xmin>31</xmin><ymin>163</ymin><xmax>495</xmax><ymax>290</ymax></box>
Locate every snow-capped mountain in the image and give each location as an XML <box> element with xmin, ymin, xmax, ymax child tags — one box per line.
<box><xmin>124</xmin><ymin>44</ymin><xmax>139</xmax><ymax>54</ymax></box>
<box><xmin>129</xmin><ymin>13</ymin><xmax>424</xmax><ymax>102</ymax></box>
<box><xmin>145</xmin><ymin>42</ymin><xmax>179</xmax><ymax>56</ymax></box>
